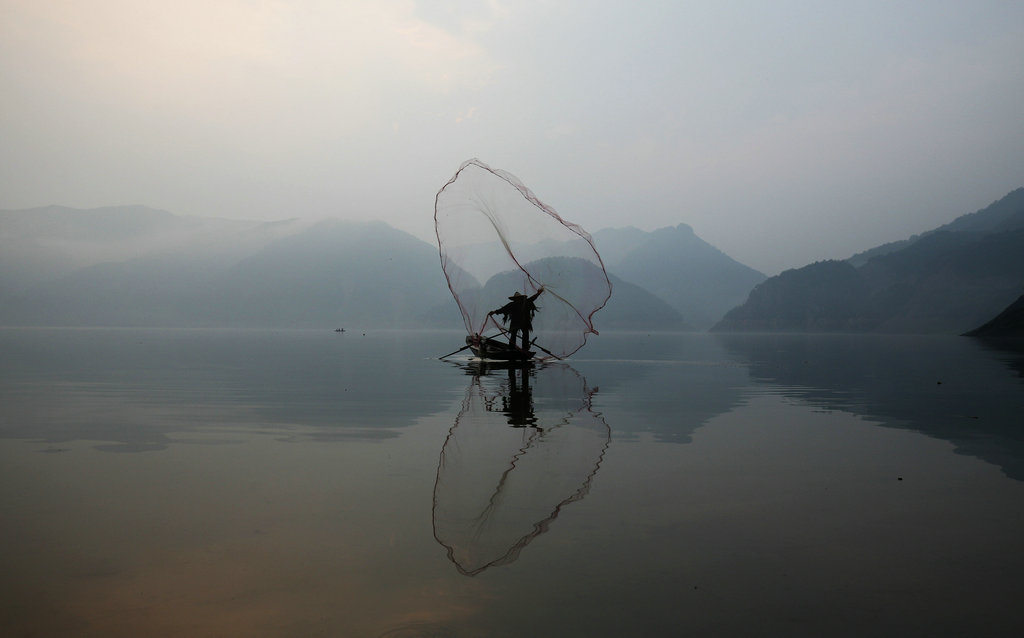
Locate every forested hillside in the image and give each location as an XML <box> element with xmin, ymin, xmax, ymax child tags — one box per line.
<box><xmin>714</xmin><ymin>189</ymin><xmax>1024</xmax><ymax>334</ymax></box>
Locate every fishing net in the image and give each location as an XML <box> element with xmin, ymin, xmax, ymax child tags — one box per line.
<box><xmin>435</xmin><ymin>158</ymin><xmax>612</xmax><ymax>359</ymax></box>
<box><xmin>432</xmin><ymin>363</ymin><xmax>610</xmax><ymax>576</ymax></box>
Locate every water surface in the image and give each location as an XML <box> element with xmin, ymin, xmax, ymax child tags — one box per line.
<box><xmin>2</xmin><ymin>328</ymin><xmax>1023</xmax><ymax>636</ymax></box>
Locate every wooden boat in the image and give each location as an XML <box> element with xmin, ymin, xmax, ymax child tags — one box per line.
<box><xmin>466</xmin><ymin>334</ymin><xmax>534</xmax><ymax>361</ymax></box>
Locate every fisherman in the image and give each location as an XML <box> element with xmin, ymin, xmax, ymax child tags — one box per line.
<box><xmin>489</xmin><ymin>287</ymin><xmax>544</xmax><ymax>351</ymax></box>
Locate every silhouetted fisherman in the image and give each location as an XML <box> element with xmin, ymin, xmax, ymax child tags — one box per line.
<box><xmin>489</xmin><ymin>288</ymin><xmax>543</xmax><ymax>351</ymax></box>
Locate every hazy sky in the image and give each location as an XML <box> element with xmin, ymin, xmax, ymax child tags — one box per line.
<box><xmin>3</xmin><ymin>1</ymin><xmax>1023</xmax><ymax>274</ymax></box>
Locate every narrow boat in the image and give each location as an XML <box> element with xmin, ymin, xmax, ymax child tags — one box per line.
<box><xmin>466</xmin><ymin>334</ymin><xmax>534</xmax><ymax>361</ymax></box>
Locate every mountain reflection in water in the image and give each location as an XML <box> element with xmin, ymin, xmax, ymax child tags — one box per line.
<box><xmin>432</xmin><ymin>361</ymin><xmax>610</xmax><ymax>576</ymax></box>
<box><xmin>713</xmin><ymin>333</ymin><xmax>1024</xmax><ymax>480</ymax></box>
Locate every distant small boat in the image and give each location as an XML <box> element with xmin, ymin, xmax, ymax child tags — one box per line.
<box><xmin>334</xmin><ymin>328</ymin><xmax>345</xmax><ymax>333</ymax></box>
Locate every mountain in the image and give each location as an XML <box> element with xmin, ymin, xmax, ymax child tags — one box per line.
<box><xmin>1</xmin><ymin>207</ymin><xmax>711</xmax><ymax>331</ymax></box>
<box><xmin>482</xmin><ymin>257</ymin><xmax>691</xmax><ymax>331</ymax></box>
<box><xmin>438</xmin><ymin>223</ymin><xmax>766</xmax><ymax>329</ymax></box>
<box><xmin>589</xmin><ymin>226</ymin><xmax>651</xmax><ymax>267</ymax></box>
<box><xmin>0</xmin><ymin>216</ymin><xmax>458</xmax><ymax>328</ymax></box>
<box><xmin>713</xmin><ymin>189</ymin><xmax>1024</xmax><ymax>334</ymax></box>
<box><xmin>0</xmin><ymin>205</ymin><xmax>311</xmax><ymax>296</ymax></box>
<box><xmin>963</xmin><ymin>295</ymin><xmax>1024</xmax><ymax>337</ymax></box>
<box><xmin>848</xmin><ymin>187</ymin><xmax>1024</xmax><ymax>267</ymax></box>
<box><xmin>599</xmin><ymin>274</ymin><xmax>691</xmax><ymax>330</ymax></box>
<box><xmin>219</xmin><ymin>220</ymin><xmax>454</xmax><ymax>327</ymax></box>
<box><xmin>0</xmin><ymin>207</ymin><xmax>766</xmax><ymax>331</ymax></box>
<box><xmin>0</xmin><ymin>205</ymin><xmax>193</xmax><ymax>294</ymax></box>
<box><xmin>933</xmin><ymin>187</ymin><xmax>1024</xmax><ymax>233</ymax></box>
<box><xmin>708</xmin><ymin>260</ymin><xmax>873</xmax><ymax>332</ymax></box>
<box><xmin>595</xmin><ymin>224</ymin><xmax>766</xmax><ymax>329</ymax></box>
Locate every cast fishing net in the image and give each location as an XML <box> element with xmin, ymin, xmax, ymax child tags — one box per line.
<box><xmin>432</xmin><ymin>363</ymin><xmax>610</xmax><ymax>576</ymax></box>
<box><xmin>434</xmin><ymin>158</ymin><xmax>612</xmax><ymax>359</ymax></box>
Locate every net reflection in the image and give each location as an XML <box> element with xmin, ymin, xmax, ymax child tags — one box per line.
<box><xmin>432</xmin><ymin>361</ymin><xmax>611</xmax><ymax>576</ymax></box>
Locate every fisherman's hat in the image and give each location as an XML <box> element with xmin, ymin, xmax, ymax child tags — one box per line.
<box><xmin>509</xmin><ymin>292</ymin><xmax>526</xmax><ymax>300</ymax></box>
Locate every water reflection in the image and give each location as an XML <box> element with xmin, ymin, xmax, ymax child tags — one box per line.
<box><xmin>570</xmin><ymin>332</ymin><xmax>752</xmax><ymax>444</ymax></box>
<box><xmin>715</xmin><ymin>333</ymin><xmax>1024</xmax><ymax>480</ymax></box>
<box><xmin>971</xmin><ymin>336</ymin><xmax>1024</xmax><ymax>380</ymax></box>
<box><xmin>432</xmin><ymin>361</ymin><xmax>611</xmax><ymax>576</ymax></box>
<box><xmin>0</xmin><ymin>328</ymin><xmax>463</xmax><ymax>450</ymax></box>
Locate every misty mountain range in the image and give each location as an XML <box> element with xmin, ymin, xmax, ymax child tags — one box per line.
<box><xmin>0</xmin><ymin>206</ymin><xmax>761</xmax><ymax>331</ymax></box>
<box><xmin>713</xmin><ymin>188</ymin><xmax>1024</xmax><ymax>335</ymax></box>
<box><xmin>4</xmin><ymin>188</ymin><xmax>1023</xmax><ymax>335</ymax></box>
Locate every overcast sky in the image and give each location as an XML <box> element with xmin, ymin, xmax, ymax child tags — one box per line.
<box><xmin>3</xmin><ymin>1</ymin><xmax>1023</xmax><ymax>274</ymax></box>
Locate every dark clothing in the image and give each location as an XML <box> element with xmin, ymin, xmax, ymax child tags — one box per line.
<box><xmin>493</xmin><ymin>290</ymin><xmax>542</xmax><ymax>351</ymax></box>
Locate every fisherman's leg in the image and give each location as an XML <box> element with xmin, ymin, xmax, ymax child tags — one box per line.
<box><xmin>521</xmin><ymin>329</ymin><xmax>530</xmax><ymax>351</ymax></box>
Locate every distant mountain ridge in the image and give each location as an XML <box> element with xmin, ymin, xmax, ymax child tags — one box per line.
<box><xmin>597</xmin><ymin>223</ymin><xmax>766</xmax><ymax>329</ymax></box>
<box><xmin>1</xmin><ymin>215</ymin><xmax>455</xmax><ymax>328</ymax></box>
<box><xmin>0</xmin><ymin>205</ymin><xmax>762</xmax><ymax>331</ymax></box>
<box><xmin>714</xmin><ymin>188</ymin><xmax>1024</xmax><ymax>334</ymax></box>
<box><xmin>0</xmin><ymin>205</ymin><xmax>306</xmax><ymax>296</ymax></box>
<box><xmin>848</xmin><ymin>187</ymin><xmax>1024</xmax><ymax>267</ymax></box>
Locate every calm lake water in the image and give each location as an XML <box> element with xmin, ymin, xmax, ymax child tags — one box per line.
<box><xmin>2</xmin><ymin>328</ymin><xmax>1023</xmax><ymax>637</ymax></box>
